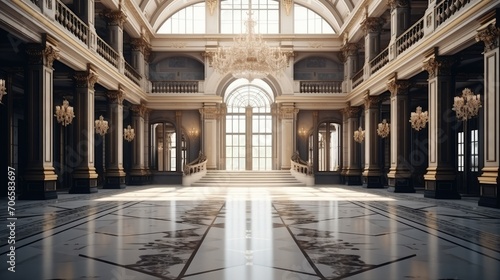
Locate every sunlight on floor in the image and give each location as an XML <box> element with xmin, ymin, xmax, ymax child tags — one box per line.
<box><xmin>94</xmin><ymin>186</ymin><xmax>395</xmax><ymax>202</ymax></box>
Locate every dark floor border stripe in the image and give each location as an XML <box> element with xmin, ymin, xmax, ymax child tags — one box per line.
<box><xmin>0</xmin><ymin>201</ymin><xmax>142</xmax><ymax>255</ymax></box>
<box><xmin>352</xmin><ymin>201</ymin><xmax>500</xmax><ymax>261</ymax></box>
<box><xmin>272</xmin><ymin>203</ymin><xmax>326</xmax><ymax>280</ymax></box>
<box><xmin>79</xmin><ymin>254</ymin><xmax>173</xmax><ymax>280</ymax></box>
<box><xmin>333</xmin><ymin>254</ymin><xmax>417</xmax><ymax>280</ymax></box>
<box><xmin>176</xmin><ymin>202</ymin><xmax>226</xmax><ymax>279</ymax></box>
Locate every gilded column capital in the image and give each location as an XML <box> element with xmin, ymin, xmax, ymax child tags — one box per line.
<box><xmin>476</xmin><ymin>23</ymin><xmax>500</xmax><ymax>53</ymax></box>
<box><xmin>387</xmin><ymin>78</ymin><xmax>411</xmax><ymax>97</ymax></box>
<box><xmin>131</xmin><ymin>103</ymin><xmax>150</xmax><ymax>118</ymax></box>
<box><xmin>422</xmin><ymin>55</ymin><xmax>455</xmax><ymax>79</ymax></box>
<box><xmin>278</xmin><ymin>105</ymin><xmax>298</xmax><ymax>119</ymax></box>
<box><xmin>341</xmin><ymin>105</ymin><xmax>361</xmax><ymax>119</ymax></box>
<box><xmin>131</xmin><ymin>36</ymin><xmax>151</xmax><ymax>55</ymax></box>
<box><xmin>199</xmin><ymin>106</ymin><xmax>221</xmax><ymax>119</ymax></box>
<box><xmin>364</xmin><ymin>93</ymin><xmax>382</xmax><ymax>109</ymax></box>
<box><xmin>25</xmin><ymin>41</ymin><xmax>60</xmax><ymax>68</ymax></box>
<box><xmin>340</xmin><ymin>43</ymin><xmax>358</xmax><ymax>58</ymax></box>
<box><xmin>388</xmin><ymin>0</ymin><xmax>409</xmax><ymax>11</ymax></box>
<box><xmin>107</xmin><ymin>86</ymin><xmax>125</xmax><ymax>105</ymax></box>
<box><xmin>361</xmin><ymin>17</ymin><xmax>385</xmax><ymax>34</ymax></box>
<box><xmin>74</xmin><ymin>64</ymin><xmax>99</xmax><ymax>89</ymax></box>
<box><xmin>104</xmin><ymin>9</ymin><xmax>127</xmax><ymax>28</ymax></box>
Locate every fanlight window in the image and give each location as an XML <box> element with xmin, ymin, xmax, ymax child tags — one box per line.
<box><xmin>157</xmin><ymin>3</ymin><xmax>206</xmax><ymax>34</ymax></box>
<box><xmin>294</xmin><ymin>4</ymin><xmax>335</xmax><ymax>34</ymax></box>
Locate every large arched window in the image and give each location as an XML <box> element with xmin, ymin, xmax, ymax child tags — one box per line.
<box><xmin>157</xmin><ymin>3</ymin><xmax>206</xmax><ymax>34</ymax></box>
<box><xmin>294</xmin><ymin>4</ymin><xmax>335</xmax><ymax>34</ymax></box>
<box><xmin>225</xmin><ymin>79</ymin><xmax>274</xmax><ymax>170</ymax></box>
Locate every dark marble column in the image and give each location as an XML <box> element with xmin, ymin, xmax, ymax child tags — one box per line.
<box><xmin>70</xmin><ymin>64</ymin><xmax>99</xmax><ymax>194</ymax></box>
<box><xmin>342</xmin><ymin>104</ymin><xmax>362</xmax><ymax>185</ymax></box>
<box><xmin>362</xmin><ymin>92</ymin><xmax>384</xmax><ymax>188</ymax></box>
<box><xmin>386</xmin><ymin>75</ymin><xmax>415</xmax><ymax>193</ymax></box>
<box><xmin>104</xmin><ymin>86</ymin><xmax>126</xmax><ymax>189</ymax></box>
<box><xmin>20</xmin><ymin>35</ymin><xmax>60</xmax><ymax>200</ymax></box>
<box><xmin>128</xmin><ymin>103</ymin><xmax>149</xmax><ymax>185</ymax></box>
<box><xmin>476</xmin><ymin>16</ymin><xmax>500</xmax><ymax>208</ymax></box>
<box><xmin>422</xmin><ymin>51</ymin><xmax>460</xmax><ymax>199</ymax></box>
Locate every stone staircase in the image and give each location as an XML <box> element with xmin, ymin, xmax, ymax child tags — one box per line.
<box><xmin>191</xmin><ymin>170</ymin><xmax>305</xmax><ymax>187</ymax></box>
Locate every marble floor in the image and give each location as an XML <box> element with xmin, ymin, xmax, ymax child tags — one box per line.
<box><xmin>1</xmin><ymin>185</ymin><xmax>500</xmax><ymax>280</ymax></box>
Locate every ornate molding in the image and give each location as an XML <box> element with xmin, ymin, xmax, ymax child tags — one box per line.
<box><xmin>360</xmin><ymin>17</ymin><xmax>385</xmax><ymax>34</ymax></box>
<box><xmin>107</xmin><ymin>86</ymin><xmax>125</xmax><ymax>105</ymax></box>
<box><xmin>388</xmin><ymin>0</ymin><xmax>409</xmax><ymax>12</ymax></box>
<box><xmin>422</xmin><ymin>56</ymin><xmax>455</xmax><ymax>79</ymax></box>
<box><xmin>131</xmin><ymin>103</ymin><xmax>150</xmax><ymax>118</ymax></box>
<box><xmin>387</xmin><ymin>78</ymin><xmax>411</xmax><ymax>97</ymax></box>
<box><xmin>104</xmin><ymin>10</ymin><xmax>127</xmax><ymax>28</ymax></box>
<box><xmin>74</xmin><ymin>65</ymin><xmax>99</xmax><ymax>89</ymax></box>
<box><xmin>476</xmin><ymin>23</ymin><xmax>500</xmax><ymax>53</ymax></box>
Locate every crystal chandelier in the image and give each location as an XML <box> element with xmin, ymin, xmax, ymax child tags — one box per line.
<box><xmin>353</xmin><ymin>127</ymin><xmax>365</xmax><ymax>143</ymax></box>
<box><xmin>95</xmin><ymin>115</ymin><xmax>109</xmax><ymax>136</ymax></box>
<box><xmin>55</xmin><ymin>100</ymin><xmax>75</xmax><ymax>126</ymax></box>
<box><xmin>210</xmin><ymin>2</ymin><xmax>289</xmax><ymax>81</ymax></box>
<box><xmin>124</xmin><ymin>125</ymin><xmax>135</xmax><ymax>142</ymax></box>
<box><xmin>452</xmin><ymin>88</ymin><xmax>481</xmax><ymax>121</ymax></box>
<box><xmin>409</xmin><ymin>106</ymin><xmax>428</xmax><ymax>131</ymax></box>
<box><xmin>377</xmin><ymin>119</ymin><xmax>390</xmax><ymax>138</ymax></box>
<box><xmin>0</xmin><ymin>79</ymin><xmax>6</xmax><ymax>104</ymax></box>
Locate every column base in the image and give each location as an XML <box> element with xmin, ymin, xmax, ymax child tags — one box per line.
<box><xmin>387</xmin><ymin>177</ymin><xmax>415</xmax><ymax>193</ymax></box>
<box><xmin>345</xmin><ymin>175</ymin><xmax>362</xmax><ymax>185</ymax></box>
<box><xmin>362</xmin><ymin>175</ymin><xmax>384</xmax><ymax>188</ymax></box>
<box><xmin>70</xmin><ymin>178</ymin><xmax>98</xmax><ymax>194</ymax></box>
<box><xmin>478</xmin><ymin>183</ymin><xmax>500</xmax><ymax>208</ymax></box>
<box><xmin>424</xmin><ymin>180</ymin><xmax>461</xmax><ymax>199</ymax></box>
<box><xmin>128</xmin><ymin>169</ymin><xmax>150</xmax><ymax>185</ymax></box>
<box><xmin>104</xmin><ymin>176</ymin><xmax>126</xmax><ymax>189</ymax></box>
<box><xmin>19</xmin><ymin>180</ymin><xmax>58</xmax><ymax>200</ymax></box>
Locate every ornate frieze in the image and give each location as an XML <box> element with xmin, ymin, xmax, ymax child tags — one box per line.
<box><xmin>74</xmin><ymin>64</ymin><xmax>99</xmax><ymax>89</ymax></box>
<box><xmin>476</xmin><ymin>23</ymin><xmax>500</xmax><ymax>53</ymax></box>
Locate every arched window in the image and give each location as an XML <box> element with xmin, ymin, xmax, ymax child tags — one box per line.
<box><xmin>294</xmin><ymin>4</ymin><xmax>335</xmax><ymax>34</ymax></box>
<box><xmin>221</xmin><ymin>0</ymin><xmax>279</xmax><ymax>34</ymax></box>
<box><xmin>157</xmin><ymin>3</ymin><xmax>206</xmax><ymax>34</ymax></box>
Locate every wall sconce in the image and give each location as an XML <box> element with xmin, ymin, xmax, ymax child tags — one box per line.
<box><xmin>95</xmin><ymin>115</ymin><xmax>109</xmax><ymax>136</ymax></box>
<box><xmin>188</xmin><ymin>127</ymin><xmax>199</xmax><ymax>137</ymax></box>
<box><xmin>409</xmin><ymin>106</ymin><xmax>428</xmax><ymax>131</ymax></box>
<box><xmin>0</xmin><ymin>79</ymin><xmax>6</xmax><ymax>104</ymax></box>
<box><xmin>124</xmin><ymin>125</ymin><xmax>135</xmax><ymax>142</ymax></box>
<box><xmin>353</xmin><ymin>127</ymin><xmax>365</xmax><ymax>143</ymax></box>
<box><xmin>452</xmin><ymin>88</ymin><xmax>481</xmax><ymax>121</ymax></box>
<box><xmin>54</xmin><ymin>99</ymin><xmax>75</xmax><ymax>126</ymax></box>
<box><xmin>377</xmin><ymin>119</ymin><xmax>390</xmax><ymax>138</ymax></box>
<box><xmin>298</xmin><ymin>127</ymin><xmax>307</xmax><ymax>137</ymax></box>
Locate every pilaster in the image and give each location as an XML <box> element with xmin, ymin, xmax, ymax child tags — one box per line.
<box><xmin>129</xmin><ymin>103</ymin><xmax>150</xmax><ymax>185</ymax></box>
<box><xmin>361</xmin><ymin>17</ymin><xmax>385</xmax><ymax>78</ymax></box>
<box><xmin>70</xmin><ymin>64</ymin><xmax>99</xmax><ymax>194</ymax></box>
<box><xmin>386</xmin><ymin>75</ymin><xmax>414</xmax><ymax>193</ymax></box>
<box><xmin>342</xmin><ymin>104</ymin><xmax>362</xmax><ymax>185</ymax></box>
<box><xmin>422</xmin><ymin>51</ymin><xmax>460</xmax><ymax>199</ymax></box>
<box><xmin>20</xmin><ymin>35</ymin><xmax>60</xmax><ymax>200</ymax></box>
<box><xmin>279</xmin><ymin>103</ymin><xmax>298</xmax><ymax>170</ymax></box>
<box><xmin>104</xmin><ymin>8</ymin><xmax>126</xmax><ymax>73</ymax></box>
<box><xmin>362</xmin><ymin>92</ymin><xmax>384</xmax><ymax>188</ymax></box>
<box><xmin>476</xmin><ymin>15</ymin><xmax>500</xmax><ymax>208</ymax></box>
<box><xmin>340</xmin><ymin>43</ymin><xmax>358</xmax><ymax>92</ymax></box>
<box><xmin>200</xmin><ymin>103</ymin><xmax>221</xmax><ymax>169</ymax></box>
<box><xmin>104</xmin><ymin>86</ymin><xmax>126</xmax><ymax>189</ymax></box>
<box><xmin>388</xmin><ymin>0</ymin><xmax>410</xmax><ymax>59</ymax></box>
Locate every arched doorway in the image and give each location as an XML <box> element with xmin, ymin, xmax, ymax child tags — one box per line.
<box><xmin>224</xmin><ymin>80</ymin><xmax>274</xmax><ymax>170</ymax></box>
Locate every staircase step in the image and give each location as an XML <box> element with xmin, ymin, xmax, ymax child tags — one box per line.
<box><xmin>191</xmin><ymin>170</ymin><xmax>304</xmax><ymax>187</ymax></box>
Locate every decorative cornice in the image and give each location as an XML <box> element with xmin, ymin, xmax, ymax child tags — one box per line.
<box><xmin>360</xmin><ymin>17</ymin><xmax>385</xmax><ymax>34</ymax></box>
<box><xmin>422</xmin><ymin>56</ymin><xmax>455</xmax><ymax>79</ymax></box>
<box><xmin>104</xmin><ymin>10</ymin><xmax>127</xmax><ymax>28</ymax></box>
<box><xmin>107</xmin><ymin>86</ymin><xmax>125</xmax><ymax>105</ymax></box>
<box><xmin>476</xmin><ymin>23</ymin><xmax>500</xmax><ymax>53</ymax></box>
<box><xmin>131</xmin><ymin>103</ymin><xmax>150</xmax><ymax>117</ymax></box>
<box><xmin>388</xmin><ymin>0</ymin><xmax>409</xmax><ymax>12</ymax></box>
<box><xmin>74</xmin><ymin>64</ymin><xmax>99</xmax><ymax>89</ymax></box>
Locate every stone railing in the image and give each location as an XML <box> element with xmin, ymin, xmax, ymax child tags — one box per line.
<box><xmin>290</xmin><ymin>151</ymin><xmax>314</xmax><ymax>186</ymax></box>
<box><xmin>183</xmin><ymin>152</ymin><xmax>207</xmax><ymax>186</ymax></box>
<box><xmin>435</xmin><ymin>0</ymin><xmax>472</xmax><ymax>28</ymax></box>
<box><xmin>396</xmin><ymin>18</ymin><xmax>424</xmax><ymax>56</ymax></box>
<box><xmin>299</xmin><ymin>81</ymin><xmax>343</xmax><ymax>93</ymax></box>
<box><xmin>151</xmin><ymin>81</ymin><xmax>199</xmax><ymax>94</ymax></box>
<box><xmin>352</xmin><ymin>69</ymin><xmax>364</xmax><ymax>89</ymax></box>
<box><xmin>96</xmin><ymin>37</ymin><xmax>119</xmax><ymax>68</ymax></box>
<box><xmin>370</xmin><ymin>47</ymin><xmax>389</xmax><ymax>74</ymax></box>
<box><xmin>125</xmin><ymin>61</ymin><xmax>141</xmax><ymax>85</ymax></box>
<box><xmin>55</xmin><ymin>0</ymin><xmax>88</xmax><ymax>45</ymax></box>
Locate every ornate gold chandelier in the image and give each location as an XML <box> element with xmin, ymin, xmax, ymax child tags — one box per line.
<box><xmin>452</xmin><ymin>88</ymin><xmax>481</xmax><ymax>121</ymax></box>
<box><xmin>210</xmin><ymin>4</ymin><xmax>290</xmax><ymax>81</ymax></box>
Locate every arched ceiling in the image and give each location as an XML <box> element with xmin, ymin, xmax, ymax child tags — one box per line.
<box><xmin>131</xmin><ymin>0</ymin><xmax>362</xmax><ymax>34</ymax></box>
